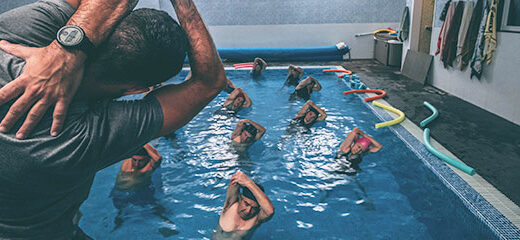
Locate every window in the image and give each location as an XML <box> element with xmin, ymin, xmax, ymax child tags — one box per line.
<box><xmin>501</xmin><ymin>0</ymin><xmax>520</xmax><ymax>32</ymax></box>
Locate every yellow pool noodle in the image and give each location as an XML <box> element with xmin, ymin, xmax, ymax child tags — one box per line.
<box><xmin>372</xmin><ymin>101</ymin><xmax>405</xmax><ymax>128</ymax></box>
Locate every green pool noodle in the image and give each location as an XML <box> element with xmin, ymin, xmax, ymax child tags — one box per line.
<box><xmin>420</xmin><ymin>101</ymin><xmax>438</xmax><ymax>127</ymax></box>
<box><xmin>423</xmin><ymin>128</ymin><xmax>475</xmax><ymax>175</ymax></box>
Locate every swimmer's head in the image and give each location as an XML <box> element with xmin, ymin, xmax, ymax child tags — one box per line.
<box><xmin>303</xmin><ymin>107</ymin><xmax>319</xmax><ymax>125</ymax></box>
<box><xmin>352</xmin><ymin>137</ymin><xmax>371</xmax><ymax>154</ymax></box>
<box><xmin>295</xmin><ymin>87</ymin><xmax>311</xmax><ymax>100</ymax></box>
<box><xmin>231</xmin><ymin>96</ymin><xmax>245</xmax><ymax>111</ymax></box>
<box><xmin>238</xmin><ymin>184</ymin><xmax>264</xmax><ymax>220</ymax></box>
<box><xmin>84</xmin><ymin>8</ymin><xmax>188</xmax><ymax>99</ymax></box>
<box><xmin>240</xmin><ymin>123</ymin><xmax>258</xmax><ymax>143</ymax></box>
<box><xmin>130</xmin><ymin>148</ymin><xmax>151</xmax><ymax>170</ymax></box>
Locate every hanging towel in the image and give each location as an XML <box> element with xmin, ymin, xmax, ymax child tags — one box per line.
<box><xmin>398</xmin><ymin>6</ymin><xmax>410</xmax><ymax>42</ymax></box>
<box><xmin>436</xmin><ymin>1</ymin><xmax>455</xmax><ymax>56</ymax></box>
<box><xmin>471</xmin><ymin>0</ymin><xmax>490</xmax><ymax>79</ymax></box>
<box><xmin>442</xmin><ymin>1</ymin><xmax>465</xmax><ymax>68</ymax></box>
<box><xmin>483</xmin><ymin>0</ymin><xmax>498</xmax><ymax>64</ymax></box>
<box><xmin>456</xmin><ymin>1</ymin><xmax>474</xmax><ymax>69</ymax></box>
<box><xmin>460</xmin><ymin>0</ymin><xmax>484</xmax><ymax>70</ymax></box>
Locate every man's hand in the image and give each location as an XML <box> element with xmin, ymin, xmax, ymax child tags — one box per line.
<box><xmin>0</xmin><ymin>40</ymin><xmax>85</xmax><ymax>139</ymax></box>
<box><xmin>231</xmin><ymin>171</ymin><xmax>254</xmax><ymax>187</ymax></box>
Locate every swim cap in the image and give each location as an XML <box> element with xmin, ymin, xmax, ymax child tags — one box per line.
<box><xmin>356</xmin><ymin>137</ymin><xmax>372</xmax><ymax>150</ymax></box>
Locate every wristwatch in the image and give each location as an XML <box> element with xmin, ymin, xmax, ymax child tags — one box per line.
<box><xmin>56</xmin><ymin>25</ymin><xmax>94</xmax><ymax>53</ymax></box>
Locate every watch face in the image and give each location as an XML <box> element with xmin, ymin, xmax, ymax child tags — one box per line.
<box><xmin>57</xmin><ymin>26</ymin><xmax>84</xmax><ymax>47</ymax></box>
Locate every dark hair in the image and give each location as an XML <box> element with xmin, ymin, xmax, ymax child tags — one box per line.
<box><xmin>307</xmin><ymin>106</ymin><xmax>319</xmax><ymax>116</ymax></box>
<box><xmin>243</xmin><ymin>122</ymin><xmax>258</xmax><ymax>137</ymax></box>
<box><xmin>87</xmin><ymin>8</ymin><xmax>188</xmax><ymax>88</ymax></box>
<box><xmin>134</xmin><ymin>147</ymin><xmax>148</xmax><ymax>156</ymax></box>
<box><xmin>241</xmin><ymin>183</ymin><xmax>264</xmax><ymax>203</ymax></box>
<box><xmin>295</xmin><ymin>87</ymin><xmax>311</xmax><ymax>100</ymax></box>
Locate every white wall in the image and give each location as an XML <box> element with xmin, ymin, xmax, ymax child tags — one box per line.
<box><xmin>428</xmin><ymin>29</ymin><xmax>520</xmax><ymax>125</ymax></box>
<box><xmin>402</xmin><ymin>0</ymin><xmax>520</xmax><ymax>125</ymax></box>
<box><xmin>207</xmin><ymin>23</ymin><xmax>399</xmax><ymax>59</ymax></box>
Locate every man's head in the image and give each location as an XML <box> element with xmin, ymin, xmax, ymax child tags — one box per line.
<box><xmin>130</xmin><ymin>147</ymin><xmax>151</xmax><ymax>170</ymax></box>
<box><xmin>303</xmin><ymin>107</ymin><xmax>319</xmax><ymax>125</ymax></box>
<box><xmin>82</xmin><ymin>8</ymin><xmax>188</xmax><ymax>99</ymax></box>
<box><xmin>240</xmin><ymin>122</ymin><xmax>258</xmax><ymax>143</ymax></box>
<box><xmin>238</xmin><ymin>184</ymin><xmax>264</xmax><ymax>220</ymax></box>
<box><xmin>231</xmin><ymin>94</ymin><xmax>245</xmax><ymax>111</ymax></box>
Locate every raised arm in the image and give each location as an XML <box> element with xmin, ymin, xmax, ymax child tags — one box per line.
<box><xmin>222</xmin><ymin>173</ymin><xmax>241</xmax><ymax>211</ymax></box>
<box><xmin>311</xmin><ymin>77</ymin><xmax>322</xmax><ymax>91</ymax></box>
<box><xmin>295</xmin><ymin>101</ymin><xmax>312</xmax><ymax>118</ymax></box>
<box><xmin>358</xmin><ymin>130</ymin><xmax>383</xmax><ymax>153</ymax></box>
<box><xmin>150</xmin><ymin>0</ymin><xmax>227</xmax><ymax>136</ymax></box>
<box><xmin>307</xmin><ymin>101</ymin><xmax>327</xmax><ymax>121</ymax></box>
<box><xmin>223</xmin><ymin>88</ymin><xmax>242</xmax><ymax>107</ymax></box>
<box><xmin>339</xmin><ymin>128</ymin><xmax>361</xmax><ymax>153</ymax></box>
<box><xmin>231</xmin><ymin>120</ymin><xmax>246</xmax><ymax>139</ymax></box>
<box><xmin>241</xmin><ymin>89</ymin><xmax>253</xmax><ymax>108</ymax></box>
<box><xmin>0</xmin><ymin>0</ymin><xmax>138</xmax><ymax>139</ymax></box>
<box><xmin>233</xmin><ymin>171</ymin><xmax>274</xmax><ymax>223</ymax></box>
<box><xmin>243</xmin><ymin>119</ymin><xmax>266</xmax><ymax>140</ymax></box>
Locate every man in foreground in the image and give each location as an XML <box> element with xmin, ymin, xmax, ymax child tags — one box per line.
<box><xmin>0</xmin><ymin>0</ymin><xmax>226</xmax><ymax>238</ymax></box>
<box><xmin>212</xmin><ymin>171</ymin><xmax>274</xmax><ymax>240</ymax></box>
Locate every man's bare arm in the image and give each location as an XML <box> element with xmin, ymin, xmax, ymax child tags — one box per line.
<box><xmin>295</xmin><ymin>101</ymin><xmax>312</xmax><ymax>118</ymax></box>
<box><xmin>150</xmin><ymin>0</ymin><xmax>226</xmax><ymax>136</ymax></box>
<box><xmin>234</xmin><ymin>172</ymin><xmax>274</xmax><ymax>223</ymax></box>
<box><xmin>223</xmin><ymin>173</ymin><xmax>241</xmax><ymax>211</ymax></box>
<box><xmin>307</xmin><ymin>101</ymin><xmax>327</xmax><ymax>121</ymax></box>
<box><xmin>241</xmin><ymin>90</ymin><xmax>252</xmax><ymax>108</ymax></box>
<box><xmin>0</xmin><ymin>0</ymin><xmax>138</xmax><ymax>139</ymax></box>
<box><xmin>223</xmin><ymin>88</ymin><xmax>241</xmax><ymax>107</ymax></box>
<box><xmin>231</xmin><ymin>120</ymin><xmax>246</xmax><ymax>139</ymax></box>
<box><xmin>243</xmin><ymin>119</ymin><xmax>265</xmax><ymax>140</ymax></box>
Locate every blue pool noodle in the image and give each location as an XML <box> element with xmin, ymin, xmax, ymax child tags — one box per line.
<box><xmin>420</xmin><ymin>101</ymin><xmax>439</xmax><ymax>127</ymax></box>
<box><xmin>420</xmin><ymin>101</ymin><xmax>475</xmax><ymax>175</ymax></box>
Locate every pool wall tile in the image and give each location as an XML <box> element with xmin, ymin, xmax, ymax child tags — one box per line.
<box><xmin>347</xmin><ymin>79</ymin><xmax>520</xmax><ymax>239</ymax></box>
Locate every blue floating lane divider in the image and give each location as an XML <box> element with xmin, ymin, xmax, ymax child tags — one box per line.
<box><xmin>420</xmin><ymin>101</ymin><xmax>475</xmax><ymax>175</ymax></box>
<box><xmin>420</xmin><ymin>101</ymin><xmax>438</xmax><ymax>127</ymax></box>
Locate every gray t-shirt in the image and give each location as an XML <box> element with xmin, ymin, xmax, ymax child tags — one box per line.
<box><xmin>0</xmin><ymin>1</ymin><xmax>164</xmax><ymax>239</ymax></box>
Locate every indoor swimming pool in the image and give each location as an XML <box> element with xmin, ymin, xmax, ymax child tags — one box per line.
<box><xmin>79</xmin><ymin>67</ymin><xmax>517</xmax><ymax>239</ymax></box>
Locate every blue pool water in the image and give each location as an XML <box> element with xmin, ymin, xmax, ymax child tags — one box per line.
<box><xmin>80</xmin><ymin>68</ymin><xmax>498</xmax><ymax>239</ymax></box>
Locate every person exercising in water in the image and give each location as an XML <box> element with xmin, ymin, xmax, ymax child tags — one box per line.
<box><xmin>332</xmin><ymin>128</ymin><xmax>382</xmax><ymax>175</ymax></box>
<box><xmin>212</xmin><ymin>171</ymin><xmax>274</xmax><ymax>240</ymax></box>
<box><xmin>291</xmin><ymin>76</ymin><xmax>322</xmax><ymax>100</ymax></box>
<box><xmin>291</xmin><ymin>100</ymin><xmax>327</xmax><ymax>129</ymax></box>
<box><xmin>223</xmin><ymin>88</ymin><xmax>252</xmax><ymax>112</ymax></box>
<box><xmin>284</xmin><ymin>65</ymin><xmax>304</xmax><ymax>86</ymax></box>
<box><xmin>114</xmin><ymin>144</ymin><xmax>162</xmax><ymax>191</ymax></box>
<box><xmin>251</xmin><ymin>58</ymin><xmax>267</xmax><ymax>77</ymax></box>
<box><xmin>231</xmin><ymin>120</ymin><xmax>266</xmax><ymax>146</ymax></box>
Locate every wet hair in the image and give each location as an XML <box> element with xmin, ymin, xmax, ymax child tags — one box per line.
<box><xmin>307</xmin><ymin>106</ymin><xmax>320</xmax><ymax>116</ymax></box>
<box><xmin>243</xmin><ymin>122</ymin><xmax>258</xmax><ymax>137</ymax></box>
<box><xmin>241</xmin><ymin>183</ymin><xmax>264</xmax><ymax>203</ymax></box>
<box><xmin>87</xmin><ymin>8</ymin><xmax>188</xmax><ymax>88</ymax></box>
<box><xmin>134</xmin><ymin>147</ymin><xmax>148</xmax><ymax>156</ymax></box>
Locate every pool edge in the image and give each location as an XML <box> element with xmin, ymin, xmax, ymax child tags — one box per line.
<box><xmin>331</xmin><ymin>65</ymin><xmax>520</xmax><ymax>239</ymax></box>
